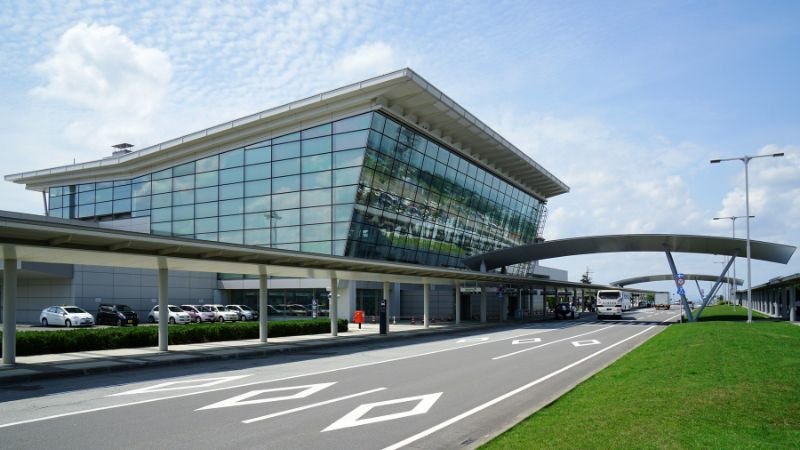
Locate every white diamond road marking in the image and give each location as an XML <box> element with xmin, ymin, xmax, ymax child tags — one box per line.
<box><xmin>110</xmin><ymin>375</ymin><xmax>251</xmax><ymax>396</ymax></box>
<box><xmin>572</xmin><ymin>339</ymin><xmax>601</xmax><ymax>347</ymax></box>
<box><xmin>196</xmin><ymin>382</ymin><xmax>336</xmax><ymax>410</ymax></box>
<box><xmin>512</xmin><ymin>338</ymin><xmax>542</xmax><ymax>345</ymax></box>
<box><xmin>457</xmin><ymin>337</ymin><xmax>489</xmax><ymax>343</ymax></box>
<box><xmin>322</xmin><ymin>393</ymin><xmax>443</xmax><ymax>432</ymax></box>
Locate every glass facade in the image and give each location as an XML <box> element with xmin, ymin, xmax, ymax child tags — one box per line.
<box><xmin>47</xmin><ymin>112</ymin><xmax>544</xmax><ymax>273</ymax></box>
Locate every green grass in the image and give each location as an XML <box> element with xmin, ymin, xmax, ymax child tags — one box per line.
<box><xmin>482</xmin><ymin>306</ymin><xmax>800</xmax><ymax>449</ymax></box>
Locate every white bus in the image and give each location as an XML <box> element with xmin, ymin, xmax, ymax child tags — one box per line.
<box><xmin>596</xmin><ymin>290</ymin><xmax>632</xmax><ymax>320</ymax></box>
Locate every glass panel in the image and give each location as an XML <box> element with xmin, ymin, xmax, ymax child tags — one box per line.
<box><xmin>333</xmin><ymin>185</ymin><xmax>357</xmax><ymax>204</ymax></box>
<box><xmin>152</xmin><ymin>168</ymin><xmax>172</xmax><ymax>180</ymax></box>
<box><xmin>113</xmin><ymin>199</ymin><xmax>131</xmax><ymax>213</ymax></box>
<box><xmin>333</xmin><ymin>148</ymin><xmax>364</xmax><ymax>168</ymax></box>
<box><xmin>49</xmin><ymin>195</ymin><xmax>63</xmax><ymax>208</ymax></box>
<box><xmin>196</xmin><ymin>155</ymin><xmax>219</xmax><ymax>172</ymax></box>
<box><xmin>272</xmin><ymin>192</ymin><xmax>299</xmax><ymax>210</ymax></box>
<box><xmin>77</xmin><ymin>204</ymin><xmax>94</xmax><ymax>218</ymax></box>
<box><xmin>245</xmin><ymin>179</ymin><xmax>270</xmax><ymax>197</ymax></box>
<box><xmin>271</xmin><ymin>209</ymin><xmax>298</xmax><ymax>226</ymax></box>
<box><xmin>220</xmin><ymin>167</ymin><xmax>244</xmax><ymax>184</ymax></box>
<box><xmin>113</xmin><ymin>184</ymin><xmax>131</xmax><ymax>200</ymax></box>
<box><xmin>174</xmin><ymin>161</ymin><xmax>195</xmax><ymax>177</ymax></box>
<box><xmin>220</xmin><ymin>183</ymin><xmax>243</xmax><ymax>200</ymax></box>
<box><xmin>333</xmin><ymin>240</ymin><xmax>346</xmax><ymax>256</ymax></box>
<box><xmin>78</xmin><ymin>191</ymin><xmax>95</xmax><ymax>205</ymax></box>
<box><xmin>220</xmin><ymin>148</ymin><xmax>244</xmax><ymax>169</ymax></box>
<box><xmin>196</xmin><ymin>232</ymin><xmax>218</xmax><ymax>241</ymax></box>
<box><xmin>301</xmin><ymin>136</ymin><xmax>331</xmax><ymax>156</ymax></box>
<box><xmin>301</xmin><ymin>188</ymin><xmax>330</xmax><ymax>207</ymax></box>
<box><xmin>301</xmin><ymin>206</ymin><xmax>331</xmax><ymax>224</ymax></box>
<box><xmin>151</xmin><ymin>222</ymin><xmax>171</xmax><ymax>235</ymax></box>
<box><xmin>274</xmin><ymin>243</ymin><xmax>299</xmax><ymax>251</ymax></box>
<box><xmin>383</xmin><ymin>117</ymin><xmax>401</xmax><ymax>140</ymax></box>
<box><xmin>195</xmin><ymin>171</ymin><xmax>219</xmax><ymax>188</ymax></box>
<box><xmin>151</xmin><ymin>207</ymin><xmax>171</xmax><ymax>222</ymax></box>
<box><xmin>244</xmin><ymin>229</ymin><xmax>269</xmax><ymax>246</ymax></box>
<box><xmin>78</xmin><ymin>183</ymin><xmax>94</xmax><ymax>192</ymax></box>
<box><xmin>173</xmin><ymin>190</ymin><xmax>194</xmax><ymax>206</ymax></box>
<box><xmin>302</xmin><ymin>154</ymin><xmax>332</xmax><ymax>173</ymax></box>
<box><xmin>244</xmin><ymin>213</ymin><xmax>268</xmax><ymax>229</ymax></box>
<box><xmin>370</xmin><ymin>113</ymin><xmax>386</xmax><ymax>132</ymax></box>
<box><xmin>152</xmin><ymin>193</ymin><xmax>172</xmax><ymax>208</ymax></box>
<box><xmin>272</xmin><ymin>175</ymin><xmax>300</xmax><ymax>193</ymax></box>
<box><xmin>334</xmin><ymin>204</ymin><xmax>354</xmax><ymax>221</ymax></box>
<box><xmin>132</xmin><ymin>182</ymin><xmax>151</xmax><ymax>197</ymax></box>
<box><xmin>273</xmin><ymin>131</ymin><xmax>299</xmax><ymax>145</ymax></box>
<box><xmin>301</xmin><ymin>171</ymin><xmax>331</xmax><ymax>190</ymax></box>
<box><xmin>245</xmin><ymin>163</ymin><xmax>270</xmax><ymax>181</ymax></box>
<box><xmin>133</xmin><ymin>174</ymin><xmax>151</xmax><ymax>183</ymax></box>
<box><xmin>195</xmin><ymin>217</ymin><xmax>218</xmax><ymax>233</ymax></box>
<box><xmin>173</xmin><ymin>174</ymin><xmax>194</xmax><ymax>191</ymax></box>
<box><xmin>132</xmin><ymin>196</ymin><xmax>151</xmax><ymax>211</ymax></box>
<box><xmin>195</xmin><ymin>202</ymin><xmax>218</xmax><ymax>218</ymax></box>
<box><xmin>245</xmin><ymin>146</ymin><xmax>270</xmax><ymax>164</ymax></box>
<box><xmin>50</xmin><ymin>186</ymin><xmax>63</xmax><ymax>197</ymax></box>
<box><xmin>219</xmin><ymin>198</ymin><xmax>244</xmax><ymax>215</ymax></box>
<box><xmin>218</xmin><ymin>230</ymin><xmax>243</xmax><ymax>244</ymax></box>
<box><xmin>95</xmin><ymin>201</ymin><xmax>112</xmax><ymax>216</ymax></box>
<box><xmin>95</xmin><ymin>188</ymin><xmax>112</xmax><ymax>203</ymax></box>
<box><xmin>219</xmin><ymin>215</ymin><xmax>243</xmax><ymax>231</ymax></box>
<box><xmin>334</xmin><ymin>130</ymin><xmax>369</xmax><ymax>151</ymax></box>
<box><xmin>301</xmin><ymin>123</ymin><xmax>331</xmax><ymax>139</ymax></box>
<box><xmin>172</xmin><ymin>205</ymin><xmax>193</xmax><ymax>221</ymax></box>
<box><xmin>272</xmin><ymin>158</ymin><xmax>300</xmax><ymax>177</ymax></box>
<box><xmin>273</xmin><ymin>141</ymin><xmax>300</xmax><ymax>160</ymax></box>
<box><xmin>333</xmin><ymin>113</ymin><xmax>371</xmax><ymax>134</ymax></box>
<box><xmin>173</xmin><ymin>219</ymin><xmax>194</xmax><ymax>235</ymax></box>
<box><xmin>333</xmin><ymin>167</ymin><xmax>361</xmax><ymax>186</ymax></box>
<box><xmin>301</xmin><ymin>241</ymin><xmax>331</xmax><ymax>254</ymax></box>
<box><xmin>152</xmin><ymin>179</ymin><xmax>172</xmax><ymax>194</ymax></box>
<box><xmin>275</xmin><ymin>226</ymin><xmax>299</xmax><ymax>243</ymax></box>
<box><xmin>333</xmin><ymin>222</ymin><xmax>350</xmax><ymax>240</ymax></box>
<box><xmin>301</xmin><ymin>223</ymin><xmax>331</xmax><ymax>241</ymax></box>
<box><xmin>244</xmin><ymin>196</ymin><xmax>269</xmax><ymax>213</ymax></box>
<box><xmin>195</xmin><ymin>186</ymin><xmax>218</xmax><ymax>203</ymax></box>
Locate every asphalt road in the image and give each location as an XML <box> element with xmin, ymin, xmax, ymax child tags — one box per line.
<box><xmin>0</xmin><ymin>308</ymin><xmax>680</xmax><ymax>450</ymax></box>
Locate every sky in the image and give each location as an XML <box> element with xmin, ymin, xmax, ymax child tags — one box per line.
<box><xmin>1</xmin><ymin>0</ymin><xmax>798</xmax><ymax>298</ymax></box>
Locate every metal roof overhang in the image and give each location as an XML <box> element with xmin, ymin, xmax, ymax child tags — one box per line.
<box><xmin>0</xmin><ymin>211</ymin><xmax>543</xmax><ymax>287</ymax></box>
<box><xmin>463</xmin><ymin>234</ymin><xmax>796</xmax><ymax>272</ymax></box>
<box><xmin>610</xmin><ymin>274</ymin><xmax>744</xmax><ymax>287</ymax></box>
<box><xmin>5</xmin><ymin>69</ymin><xmax>568</xmax><ymax>201</ymax></box>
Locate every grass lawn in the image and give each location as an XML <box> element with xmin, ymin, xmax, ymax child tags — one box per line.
<box><xmin>482</xmin><ymin>305</ymin><xmax>800</xmax><ymax>449</ymax></box>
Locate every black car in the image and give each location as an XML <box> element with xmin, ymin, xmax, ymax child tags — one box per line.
<box><xmin>96</xmin><ymin>304</ymin><xmax>139</xmax><ymax>326</ymax></box>
<box><xmin>555</xmin><ymin>302</ymin><xmax>576</xmax><ymax>320</ymax></box>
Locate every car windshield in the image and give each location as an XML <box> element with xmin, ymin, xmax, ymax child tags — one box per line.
<box><xmin>598</xmin><ymin>292</ymin><xmax>621</xmax><ymax>299</ymax></box>
<box><xmin>117</xmin><ymin>305</ymin><xmax>132</xmax><ymax>312</ymax></box>
<box><xmin>240</xmin><ymin>305</ymin><xmax>253</xmax><ymax>311</ymax></box>
<box><xmin>168</xmin><ymin>306</ymin><xmax>183</xmax><ymax>312</ymax></box>
<box><xmin>199</xmin><ymin>306</ymin><xmax>212</xmax><ymax>312</ymax></box>
<box><xmin>64</xmin><ymin>307</ymin><xmax>85</xmax><ymax>313</ymax></box>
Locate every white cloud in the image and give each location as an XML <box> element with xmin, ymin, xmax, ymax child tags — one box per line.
<box><xmin>335</xmin><ymin>42</ymin><xmax>401</xmax><ymax>80</ymax></box>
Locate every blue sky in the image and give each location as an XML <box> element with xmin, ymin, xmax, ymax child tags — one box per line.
<box><xmin>1</xmin><ymin>0</ymin><xmax>798</xmax><ymax>295</ymax></box>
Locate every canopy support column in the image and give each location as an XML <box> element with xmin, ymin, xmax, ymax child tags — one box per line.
<box><xmin>259</xmin><ymin>266</ymin><xmax>268</xmax><ymax>343</ymax></box>
<box><xmin>454</xmin><ymin>282</ymin><xmax>461</xmax><ymax>325</ymax></box>
<box><xmin>383</xmin><ymin>281</ymin><xmax>390</xmax><ymax>333</ymax></box>
<box><xmin>694</xmin><ymin>254</ymin><xmax>736</xmax><ymax>320</ymax></box>
<box><xmin>423</xmin><ymin>282</ymin><xmax>430</xmax><ymax>328</ymax></box>
<box><xmin>664</xmin><ymin>249</ymin><xmax>695</xmax><ymax>321</ymax></box>
<box><xmin>480</xmin><ymin>286</ymin><xmax>487</xmax><ymax>323</ymax></box>
<box><xmin>330</xmin><ymin>278</ymin><xmax>338</xmax><ymax>336</ymax></box>
<box><xmin>2</xmin><ymin>258</ymin><xmax>18</xmax><ymax>365</ymax></box>
<box><xmin>158</xmin><ymin>265</ymin><xmax>169</xmax><ymax>351</ymax></box>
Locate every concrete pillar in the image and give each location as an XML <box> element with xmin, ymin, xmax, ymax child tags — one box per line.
<box><xmin>480</xmin><ymin>286</ymin><xmax>487</xmax><ymax>323</ymax></box>
<box><xmin>383</xmin><ymin>281</ymin><xmax>390</xmax><ymax>333</ymax></box>
<box><xmin>502</xmin><ymin>292</ymin><xmax>508</xmax><ymax>321</ymax></box>
<box><xmin>158</xmin><ymin>267</ymin><xmax>169</xmax><ymax>351</ymax></box>
<box><xmin>423</xmin><ymin>282</ymin><xmax>430</xmax><ymax>328</ymax></box>
<box><xmin>259</xmin><ymin>267</ymin><xmax>268</xmax><ymax>343</ymax></box>
<box><xmin>2</xmin><ymin>258</ymin><xmax>18</xmax><ymax>365</ymax></box>
<box><xmin>330</xmin><ymin>278</ymin><xmax>338</xmax><ymax>337</ymax></box>
<box><xmin>790</xmin><ymin>287</ymin><xmax>797</xmax><ymax>322</ymax></box>
<box><xmin>454</xmin><ymin>282</ymin><xmax>461</xmax><ymax>325</ymax></box>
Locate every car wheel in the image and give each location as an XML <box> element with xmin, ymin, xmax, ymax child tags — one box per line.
<box><xmin>116</xmin><ymin>318</ymin><xmax>123</xmax><ymax>327</ymax></box>
<box><xmin>218</xmin><ymin>316</ymin><xmax>224</xmax><ymax>323</ymax></box>
<box><xmin>240</xmin><ymin>315</ymin><xmax>246</xmax><ymax>321</ymax></box>
<box><xmin>195</xmin><ymin>316</ymin><xmax>201</xmax><ymax>324</ymax></box>
<box><xmin>42</xmin><ymin>318</ymin><xmax>48</xmax><ymax>327</ymax></box>
<box><xmin>169</xmin><ymin>317</ymin><xmax>176</xmax><ymax>324</ymax></box>
<box><xmin>148</xmin><ymin>316</ymin><xmax>155</xmax><ymax>323</ymax></box>
<box><xmin>65</xmin><ymin>319</ymin><xmax>72</xmax><ymax>328</ymax></box>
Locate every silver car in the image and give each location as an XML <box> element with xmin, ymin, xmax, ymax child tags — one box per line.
<box><xmin>147</xmin><ymin>305</ymin><xmax>192</xmax><ymax>324</ymax></box>
<box><xmin>40</xmin><ymin>305</ymin><xmax>95</xmax><ymax>327</ymax></box>
<box><xmin>207</xmin><ymin>304</ymin><xmax>239</xmax><ymax>322</ymax></box>
<box><xmin>226</xmin><ymin>304</ymin><xmax>258</xmax><ymax>321</ymax></box>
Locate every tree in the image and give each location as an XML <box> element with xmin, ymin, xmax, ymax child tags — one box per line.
<box><xmin>580</xmin><ymin>267</ymin><xmax>592</xmax><ymax>284</ymax></box>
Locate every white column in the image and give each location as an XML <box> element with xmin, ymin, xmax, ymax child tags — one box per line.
<box><xmin>2</xmin><ymin>258</ymin><xmax>18</xmax><ymax>365</ymax></box>
<box><xmin>383</xmin><ymin>281</ymin><xmax>390</xmax><ymax>332</ymax></box>
<box><xmin>480</xmin><ymin>286</ymin><xmax>487</xmax><ymax>323</ymax></box>
<box><xmin>423</xmin><ymin>282</ymin><xmax>430</xmax><ymax>328</ymax></box>
<box><xmin>330</xmin><ymin>278</ymin><xmax>338</xmax><ymax>337</ymax></box>
<box><xmin>790</xmin><ymin>287</ymin><xmax>797</xmax><ymax>322</ymax></box>
<box><xmin>158</xmin><ymin>267</ymin><xmax>169</xmax><ymax>351</ymax></box>
<box><xmin>454</xmin><ymin>282</ymin><xmax>461</xmax><ymax>325</ymax></box>
<box><xmin>259</xmin><ymin>266</ymin><xmax>268</xmax><ymax>343</ymax></box>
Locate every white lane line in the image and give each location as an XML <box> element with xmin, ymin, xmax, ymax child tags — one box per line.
<box><xmin>492</xmin><ymin>325</ymin><xmax>615</xmax><ymax>360</ymax></box>
<box><xmin>382</xmin><ymin>326</ymin><xmax>657</xmax><ymax>450</ymax></box>
<box><xmin>243</xmin><ymin>387</ymin><xmax>387</xmax><ymax>424</ymax></box>
<box><xmin>0</xmin><ymin>326</ymin><xmax>569</xmax><ymax>428</ymax></box>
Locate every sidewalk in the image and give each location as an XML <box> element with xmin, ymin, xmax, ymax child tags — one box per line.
<box><xmin>0</xmin><ymin>321</ymin><xmax>499</xmax><ymax>384</ymax></box>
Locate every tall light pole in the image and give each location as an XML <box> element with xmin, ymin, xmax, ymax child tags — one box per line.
<box><xmin>710</xmin><ymin>152</ymin><xmax>784</xmax><ymax>323</ymax></box>
<box><xmin>713</xmin><ymin>215</ymin><xmax>754</xmax><ymax>310</ymax></box>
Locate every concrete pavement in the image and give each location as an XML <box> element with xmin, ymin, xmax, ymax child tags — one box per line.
<box><xmin>0</xmin><ymin>320</ymin><xmax>507</xmax><ymax>384</ymax></box>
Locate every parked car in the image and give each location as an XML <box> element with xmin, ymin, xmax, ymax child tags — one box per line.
<box><xmin>181</xmin><ymin>305</ymin><xmax>216</xmax><ymax>323</ymax></box>
<box><xmin>226</xmin><ymin>304</ymin><xmax>258</xmax><ymax>321</ymax></box>
<box><xmin>285</xmin><ymin>304</ymin><xmax>311</xmax><ymax>316</ymax></box>
<box><xmin>267</xmin><ymin>304</ymin><xmax>287</xmax><ymax>315</ymax></box>
<box><xmin>555</xmin><ymin>302</ymin><xmax>577</xmax><ymax>320</ymax></box>
<box><xmin>96</xmin><ymin>303</ymin><xmax>139</xmax><ymax>326</ymax></box>
<box><xmin>147</xmin><ymin>305</ymin><xmax>191</xmax><ymax>324</ymax></box>
<box><xmin>40</xmin><ymin>306</ymin><xmax>95</xmax><ymax>327</ymax></box>
<box><xmin>206</xmin><ymin>304</ymin><xmax>239</xmax><ymax>322</ymax></box>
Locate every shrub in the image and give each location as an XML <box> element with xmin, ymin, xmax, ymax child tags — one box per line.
<box><xmin>1</xmin><ymin>319</ymin><xmax>348</xmax><ymax>357</ymax></box>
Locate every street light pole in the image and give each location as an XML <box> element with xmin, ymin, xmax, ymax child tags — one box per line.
<box><xmin>710</xmin><ymin>152</ymin><xmax>784</xmax><ymax>323</ymax></box>
<box><xmin>713</xmin><ymin>215</ymin><xmax>754</xmax><ymax>311</ymax></box>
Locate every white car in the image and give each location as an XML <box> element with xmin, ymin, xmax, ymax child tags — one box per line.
<box><xmin>40</xmin><ymin>306</ymin><xmax>95</xmax><ymax>327</ymax></box>
<box><xmin>226</xmin><ymin>304</ymin><xmax>258</xmax><ymax>321</ymax></box>
<box><xmin>147</xmin><ymin>305</ymin><xmax>192</xmax><ymax>324</ymax></box>
<box><xmin>207</xmin><ymin>304</ymin><xmax>239</xmax><ymax>322</ymax></box>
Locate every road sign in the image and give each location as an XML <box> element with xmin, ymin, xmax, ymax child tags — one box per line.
<box><xmin>677</xmin><ymin>286</ymin><xmax>686</xmax><ymax>296</ymax></box>
<box><xmin>676</xmin><ymin>274</ymin><xmax>685</xmax><ymax>286</ymax></box>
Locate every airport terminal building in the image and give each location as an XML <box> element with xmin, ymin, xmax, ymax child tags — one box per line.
<box><xmin>4</xmin><ymin>69</ymin><xmax>569</xmax><ymax>323</ymax></box>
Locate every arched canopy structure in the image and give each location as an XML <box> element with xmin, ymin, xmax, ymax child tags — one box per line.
<box><xmin>611</xmin><ymin>274</ymin><xmax>744</xmax><ymax>287</ymax></box>
<box><xmin>463</xmin><ymin>234</ymin><xmax>795</xmax><ymax>272</ymax></box>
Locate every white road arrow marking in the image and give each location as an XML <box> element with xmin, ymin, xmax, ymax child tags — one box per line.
<box><xmin>572</xmin><ymin>339</ymin><xmax>601</xmax><ymax>347</ymax></box>
<box><xmin>243</xmin><ymin>387</ymin><xmax>387</xmax><ymax>424</ymax></box>
<box><xmin>512</xmin><ymin>338</ymin><xmax>542</xmax><ymax>345</ymax></box>
<box><xmin>322</xmin><ymin>393</ymin><xmax>442</xmax><ymax>432</ymax></box>
<box><xmin>457</xmin><ymin>337</ymin><xmax>489</xmax><ymax>343</ymax></box>
<box><xmin>197</xmin><ymin>382</ymin><xmax>335</xmax><ymax>410</ymax></box>
<box><xmin>110</xmin><ymin>375</ymin><xmax>251</xmax><ymax>396</ymax></box>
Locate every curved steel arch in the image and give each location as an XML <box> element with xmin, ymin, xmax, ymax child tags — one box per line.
<box><xmin>463</xmin><ymin>234</ymin><xmax>795</xmax><ymax>272</ymax></box>
<box><xmin>610</xmin><ymin>274</ymin><xmax>744</xmax><ymax>287</ymax></box>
